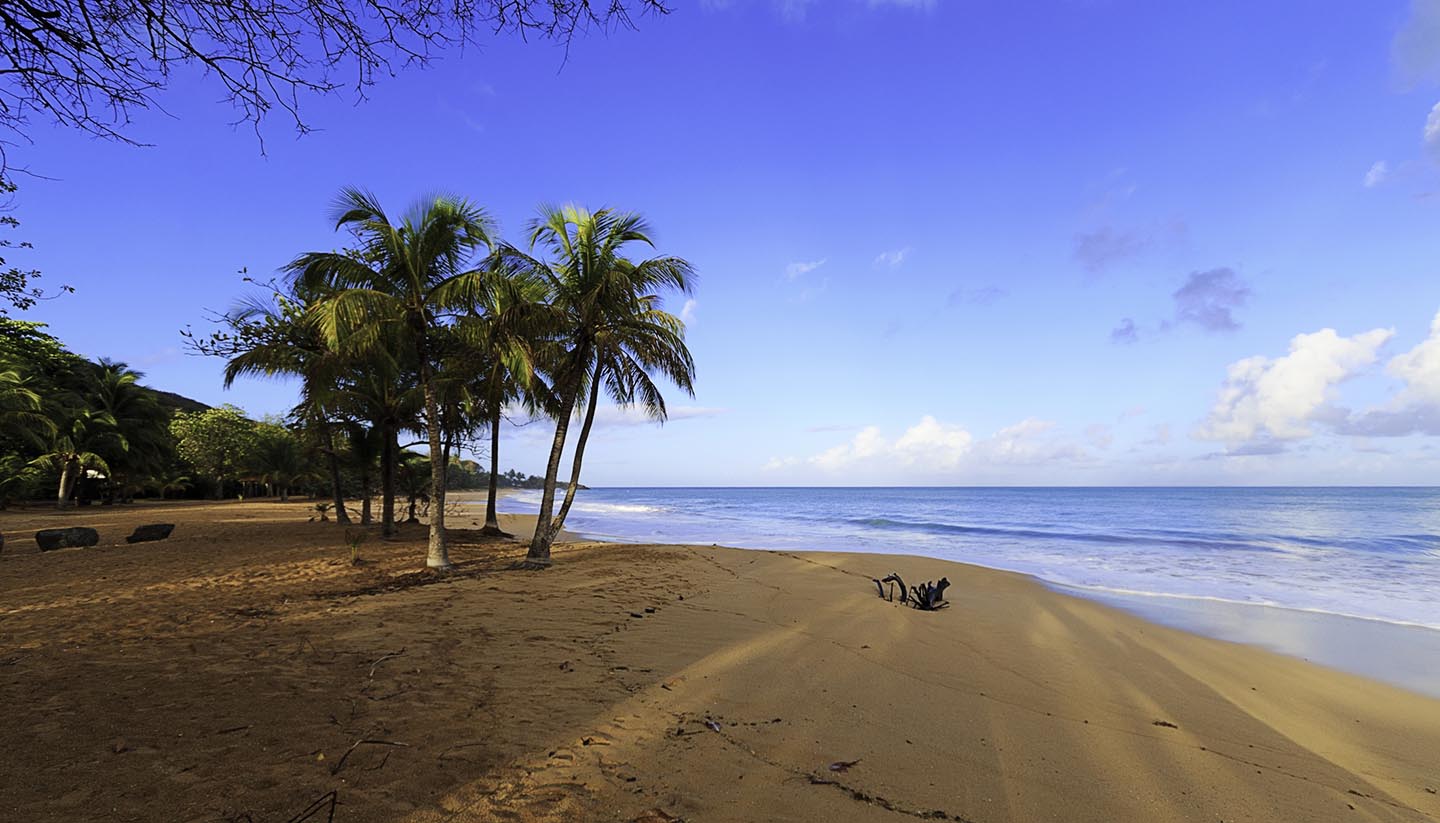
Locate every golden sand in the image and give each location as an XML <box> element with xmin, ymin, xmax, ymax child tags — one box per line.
<box><xmin>1</xmin><ymin>499</ymin><xmax>1436</xmax><ymax>822</ymax></box>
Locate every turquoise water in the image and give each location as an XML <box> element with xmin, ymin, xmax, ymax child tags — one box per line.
<box><xmin>494</xmin><ymin>487</ymin><xmax>1440</xmax><ymax>695</ymax></box>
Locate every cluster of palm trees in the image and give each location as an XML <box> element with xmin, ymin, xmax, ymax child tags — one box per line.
<box><xmin>0</xmin><ymin>344</ymin><xmax>175</xmax><ymax>507</ymax></box>
<box><xmin>212</xmin><ymin>188</ymin><xmax>696</xmax><ymax>570</ymax></box>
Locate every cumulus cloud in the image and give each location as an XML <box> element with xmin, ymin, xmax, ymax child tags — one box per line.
<box><xmin>1341</xmin><ymin>310</ymin><xmax>1440</xmax><ymax>436</ymax></box>
<box><xmin>765</xmin><ymin>415</ymin><xmax>1086</xmax><ymax>475</ymax></box>
<box><xmin>1364</xmin><ymin>161</ymin><xmax>1389</xmax><ymax>188</ymax></box>
<box><xmin>873</xmin><ymin>247</ymin><xmax>911</xmax><ymax>269</ymax></box>
<box><xmin>1173</xmin><ymin>268</ymin><xmax>1251</xmax><ymax>332</ymax></box>
<box><xmin>1072</xmin><ymin>227</ymin><xmax>1148</xmax><ymax>273</ymax></box>
<box><xmin>785</xmin><ymin>258</ymin><xmax>826</xmax><ymax>280</ymax></box>
<box><xmin>1198</xmin><ymin>326</ymin><xmax>1394</xmax><ymax>442</ymax></box>
<box><xmin>680</xmin><ymin>298</ymin><xmax>698</xmax><ymax>324</ymax></box>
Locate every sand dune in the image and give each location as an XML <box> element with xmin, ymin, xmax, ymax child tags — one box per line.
<box><xmin>1</xmin><ymin>500</ymin><xmax>1436</xmax><ymax>822</ymax></box>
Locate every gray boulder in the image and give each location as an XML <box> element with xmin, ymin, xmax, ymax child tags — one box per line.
<box><xmin>35</xmin><ymin>527</ymin><xmax>100</xmax><ymax>551</ymax></box>
<box><xmin>125</xmin><ymin>523</ymin><xmax>175</xmax><ymax>544</ymax></box>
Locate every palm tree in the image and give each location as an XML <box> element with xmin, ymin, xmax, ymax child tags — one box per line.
<box><xmin>497</xmin><ymin>205</ymin><xmax>695</xmax><ymax>567</ymax></box>
<box><xmin>331</xmin><ymin>362</ymin><xmax>423</xmax><ymax>537</ymax></box>
<box><xmin>220</xmin><ymin>288</ymin><xmax>354</xmax><ymax>524</ymax></box>
<box><xmin>149</xmin><ymin>470</ymin><xmax>192</xmax><ymax>500</ymax></box>
<box><xmin>343</xmin><ymin>422</ymin><xmax>383</xmax><ymax>524</ymax></box>
<box><xmin>397</xmin><ymin>453</ymin><xmax>430</xmax><ymax>523</ymax></box>
<box><xmin>291</xmin><ymin>188</ymin><xmax>496</xmax><ymax>570</ymax></box>
<box><xmin>0</xmin><ymin>454</ymin><xmax>39</xmax><ymax>508</ymax></box>
<box><xmin>251</xmin><ymin>423</ymin><xmax>310</xmax><ymax>502</ymax></box>
<box><xmin>89</xmin><ymin>360</ymin><xmax>171</xmax><ymax>497</ymax></box>
<box><xmin>32</xmin><ymin>409</ymin><xmax>124</xmax><ymax>507</ymax></box>
<box><xmin>453</xmin><ymin>264</ymin><xmax>551</xmax><ymax>537</ymax></box>
<box><xmin>0</xmin><ymin>364</ymin><xmax>55</xmax><ymax>446</ymax></box>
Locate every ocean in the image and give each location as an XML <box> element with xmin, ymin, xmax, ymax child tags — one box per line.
<box><xmin>492</xmin><ymin>486</ymin><xmax>1440</xmax><ymax>696</ymax></box>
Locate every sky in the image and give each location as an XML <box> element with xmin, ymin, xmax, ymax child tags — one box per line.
<box><xmin>7</xmin><ymin>0</ymin><xmax>1440</xmax><ymax>486</ymax></box>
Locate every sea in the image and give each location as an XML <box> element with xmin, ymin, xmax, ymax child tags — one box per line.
<box><xmin>492</xmin><ymin>486</ymin><xmax>1440</xmax><ymax>697</ymax></box>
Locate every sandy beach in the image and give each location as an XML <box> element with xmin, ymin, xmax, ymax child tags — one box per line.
<box><xmin>2</xmin><ymin>499</ymin><xmax>1438</xmax><ymax>823</ymax></box>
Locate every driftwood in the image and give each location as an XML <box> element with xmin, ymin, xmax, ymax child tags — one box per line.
<box><xmin>875</xmin><ymin>573</ymin><xmax>908</xmax><ymax>604</ymax></box>
<box><xmin>872</xmin><ymin>572</ymin><xmax>950</xmax><ymax>611</ymax></box>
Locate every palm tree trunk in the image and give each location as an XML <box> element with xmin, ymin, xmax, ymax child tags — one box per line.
<box><xmin>527</xmin><ymin>381</ymin><xmax>580</xmax><ymax>566</ymax></box>
<box><xmin>551</xmin><ymin>367</ymin><xmax>603</xmax><ymax>539</ymax></box>
<box><xmin>481</xmin><ymin>406</ymin><xmax>507</xmax><ymax>536</ymax></box>
<box><xmin>381</xmin><ymin>421</ymin><xmax>397</xmax><ymax>537</ymax></box>
<box><xmin>418</xmin><ymin>341</ymin><xmax>451</xmax><ymax>570</ymax></box>
<box><xmin>324</xmin><ymin>426</ymin><xmax>351</xmax><ymax>524</ymax></box>
<box><xmin>360</xmin><ymin>463</ymin><xmax>373</xmax><ymax>525</ymax></box>
<box><xmin>56</xmin><ymin>457</ymin><xmax>77</xmax><ymax>508</ymax></box>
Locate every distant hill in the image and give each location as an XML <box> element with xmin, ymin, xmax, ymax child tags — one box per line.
<box><xmin>149</xmin><ymin>387</ymin><xmax>211</xmax><ymax>415</ymax></box>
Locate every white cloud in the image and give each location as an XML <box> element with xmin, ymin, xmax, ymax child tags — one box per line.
<box><xmin>1198</xmin><ymin>326</ymin><xmax>1394</xmax><ymax>442</ymax></box>
<box><xmin>785</xmin><ymin>258</ymin><xmax>826</xmax><ymax>280</ymax></box>
<box><xmin>1427</xmin><ymin>102</ymin><xmax>1440</xmax><ymax>159</ymax></box>
<box><xmin>584</xmin><ymin>405</ymin><xmax>729</xmax><ymax>428</ymax></box>
<box><xmin>765</xmin><ymin>415</ymin><xmax>1084</xmax><ymax>476</ymax></box>
<box><xmin>1387</xmin><ymin>311</ymin><xmax>1440</xmax><ymax>405</ymax></box>
<box><xmin>873</xmin><ymin>247</ymin><xmax>911</xmax><ymax>268</ymax></box>
<box><xmin>680</xmin><ymin>298</ymin><xmax>698</xmax><ymax>324</ymax></box>
<box><xmin>1364</xmin><ymin>161</ymin><xmax>1389</xmax><ymax>188</ymax></box>
<box><xmin>1341</xmin><ymin>310</ymin><xmax>1440</xmax><ymax>436</ymax></box>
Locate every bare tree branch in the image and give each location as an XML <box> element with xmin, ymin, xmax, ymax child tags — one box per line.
<box><xmin>0</xmin><ymin>0</ymin><xmax>671</xmax><ymax>148</ymax></box>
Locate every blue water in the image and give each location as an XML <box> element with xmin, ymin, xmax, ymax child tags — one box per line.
<box><xmin>493</xmin><ymin>487</ymin><xmax>1440</xmax><ymax>694</ymax></box>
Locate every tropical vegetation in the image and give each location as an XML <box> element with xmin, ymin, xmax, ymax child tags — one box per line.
<box><xmin>0</xmin><ymin>190</ymin><xmax>695</xmax><ymax>574</ymax></box>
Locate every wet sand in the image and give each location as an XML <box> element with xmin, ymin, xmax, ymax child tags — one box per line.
<box><xmin>1</xmin><ymin>499</ymin><xmax>1437</xmax><ymax>822</ymax></box>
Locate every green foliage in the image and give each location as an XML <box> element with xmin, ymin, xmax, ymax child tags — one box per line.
<box><xmin>498</xmin><ymin>204</ymin><xmax>696</xmax><ymax>559</ymax></box>
<box><xmin>0</xmin><ymin>454</ymin><xmax>40</xmax><ymax>507</ymax></box>
<box><xmin>249</xmin><ymin>421</ymin><xmax>312</xmax><ymax>499</ymax></box>
<box><xmin>171</xmin><ymin>405</ymin><xmax>258</xmax><ymax>495</ymax></box>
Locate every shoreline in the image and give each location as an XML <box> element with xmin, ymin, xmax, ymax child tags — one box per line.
<box><xmin>492</xmin><ymin>490</ymin><xmax>1440</xmax><ymax>700</ymax></box>
<box><xmin>2</xmin><ymin>499</ymin><xmax>1438</xmax><ymax>821</ymax></box>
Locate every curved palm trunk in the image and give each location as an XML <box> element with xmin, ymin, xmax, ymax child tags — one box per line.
<box><xmin>551</xmin><ymin>368</ymin><xmax>602</xmax><ymax>539</ymax></box>
<box><xmin>481</xmin><ymin>405</ymin><xmax>507</xmax><ymax>536</ymax></box>
<box><xmin>56</xmin><ymin>456</ymin><xmax>78</xmax><ymax>509</ymax></box>
<box><xmin>527</xmin><ymin>381</ymin><xmax>580</xmax><ymax>566</ymax></box>
<box><xmin>381</xmin><ymin>421</ymin><xmax>397</xmax><ymax>537</ymax></box>
<box><xmin>322</xmin><ymin>425</ymin><xmax>351</xmax><ymax>524</ymax></box>
<box><xmin>418</xmin><ymin>341</ymin><xmax>451</xmax><ymax>570</ymax></box>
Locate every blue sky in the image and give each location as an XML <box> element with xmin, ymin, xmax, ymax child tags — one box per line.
<box><xmin>9</xmin><ymin>0</ymin><xmax>1440</xmax><ymax>485</ymax></box>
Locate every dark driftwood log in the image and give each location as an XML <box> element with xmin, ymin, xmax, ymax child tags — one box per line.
<box><xmin>879</xmin><ymin>573</ymin><xmax>908</xmax><ymax>603</ymax></box>
<box><xmin>908</xmin><ymin>576</ymin><xmax>951</xmax><ymax>610</ymax></box>
<box><xmin>876</xmin><ymin>573</ymin><xmax>949</xmax><ymax>610</ymax></box>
